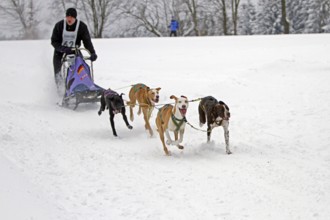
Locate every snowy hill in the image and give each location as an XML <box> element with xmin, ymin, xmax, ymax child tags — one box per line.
<box><xmin>1</xmin><ymin>34</ymin><xmax>330</xmax><ymax>220</ymax></box>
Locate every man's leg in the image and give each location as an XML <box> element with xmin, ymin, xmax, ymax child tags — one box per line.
<box><xmin>53</xmin><ymin>53</ymin><xmax>63</xmax><ymax>88</ymax></box>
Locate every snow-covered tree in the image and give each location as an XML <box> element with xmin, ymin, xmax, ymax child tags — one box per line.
<box><xmin>239</xmin><ymin>0</ymin><xmax>257</xmax><ymax>35</ymax></box>
<box><xmin>79</xmin><ymin>0</ymin><xmax>118</xmax><ymax>38</ymax></box>
<box><xmin>118</xmin><ymin>0</ymin><xmax>168</xmax><ymax>37</ymax></box>
<box><xmin>255</xmin><ymin>0</ymin><xmax>282</xmax><ymax>35</ymax></box>
<box><xmin>304</xmin><ymin>0</ymin><xmax>330</xmax><ymax>33</ymax></box>
<box><xmin>0</xmin><ymin>0</ymin><xmax>41</xmax><ymax>39</ymax></box>
<box><xmin>286</xmin><ymin>0</ymin><xmax>308</xmax><ymax>34</ymax></box>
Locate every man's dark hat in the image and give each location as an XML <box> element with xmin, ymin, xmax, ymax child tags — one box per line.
<box><xmin>66</xmin><ymin>8</ymin><xmax>77</xmax><ymax>18</ymax></box>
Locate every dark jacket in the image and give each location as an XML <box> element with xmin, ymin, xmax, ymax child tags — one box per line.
<box><xmin>51</xmin><ymin>19</ymin><xmax>96</xmax><ymax>55</ymax></box>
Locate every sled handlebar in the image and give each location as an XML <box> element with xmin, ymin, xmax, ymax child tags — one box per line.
<box><xmin>65</xmin><ymin>47</ymin><xmax>92</xmax><ymax>61</ymax></box>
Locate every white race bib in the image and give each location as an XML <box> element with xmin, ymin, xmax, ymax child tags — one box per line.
<box><xmin>62</xmin><ymin>19</ymin><xmax>80</xmax><ymax>47</ymax></box>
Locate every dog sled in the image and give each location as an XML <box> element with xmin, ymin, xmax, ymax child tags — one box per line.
<box><xmin>59</xmin><ymin>47</ymin><xmax>104</xmax><ymax>110</ymax></box>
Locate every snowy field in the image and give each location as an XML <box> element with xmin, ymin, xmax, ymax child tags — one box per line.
<box><xmin>1</xmin><ymin>34</ymin><xmax>330</xmax><ymax>220</ymax></box>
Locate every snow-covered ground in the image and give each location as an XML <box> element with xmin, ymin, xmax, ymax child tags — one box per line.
<box><xmin>1</xmin><ymin>34</ymin><xmax>330</xmax><ymax>220</ymax></box>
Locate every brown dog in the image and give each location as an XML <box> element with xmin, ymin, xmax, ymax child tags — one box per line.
<box><xmin>127</xmin><ymin>83</ymin><xmax>161</xmax><ymax>136</ymax></box>
<box><xmin>198</xmin><ymin>96</ymin><xmax>231</xmax><ymax>154</ymax></box>
<box><xmin>155</xmin><ymin>95</ymin><xmax>189</xmax><ymax>156</ymax></box>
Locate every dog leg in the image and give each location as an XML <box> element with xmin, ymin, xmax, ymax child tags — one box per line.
<box><xmin>127</xmin><ymin>89</ymin><xmax>136</xmax><ymax>121</ymax></box>
<box><xmin>222</xmin><ymin>121</ymin><xmax>231</xmax><ymax>154</ymax></box>
<box><xmin>174</xmin><ymin>131</ymin><xmax>178</xmax><ymax>141</ymax></box>
<box><xmin>160</xmin><ymin>128</ymin><xmax>170</xmax><ymax>156</ymax></box>
<box><xmin>175</xmin><ymin>130</ymin><xmax>184</xmax><ymax>150</ymax></box>
<box><xmin>98</xmin><ymin>94</ymin><xmax>106</xmax><ymax>115</ymax></box>
<box><xmin>156</xmin><ymin>115</ymin><xmax>170</xmax><ymax>156</ymax></box>
<box><xmin>127</xmin><ymin>99</ymin><xmax>136</xmax><ymax>122</ymax></box>
<box><xmin>129</xmin><ymin>106</ymin><xmax>134</xmax><ymax>121</ymax></box>
<box><xmin>207</xmin><ymin>124</ymin><xmax>212</xmax><ymax>142</ymax></box>
<box><xmin>165</xmin><ymin>130</ymin><xmax>183</xmax><ymax>149</ymax></box>
<box><xmin>121</xmin><ymin>109</ymin><xmax>133</xmax><ymax>130</ymax></box>
<box><xmin>142</xmin><ymin>107</ymin><xmax>153</xmax><ymax>136</ymax></box>
<box><xmin>109</xmin><ymin>113</ymin><xmax>117</xmax><ymax>137</ymax></box>
<box><xmin>165</xmin><ymin>129</ymin><xmax>174</xmax><ymax>145</ymax></box>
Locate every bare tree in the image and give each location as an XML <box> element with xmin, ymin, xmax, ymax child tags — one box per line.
<box><xmin>181</xmin><ymin>0</ymin><xmax>201</xmax><ymax>36</ymax></box>
<box><xmin>79</xmin><ymin>0</ymin><xmax>118</xmax><ymax>38</ymax></box>
<box><xmin>212</xmin><ymin>0</ymin><xmax>229</xmax><ymax>35</ymax></box>
<box><xmin>49</xmin><ymin>0</ymin><xmax>79</xmax><ymax>22</ymax></box>
<box><xmin>119</xmin><ymin>0</ymin><xmax>165</xmax><ymax>37</ymax></box>
<box><xmin>231</xmin><ymin>0</ymin><xmax>240</xmax><ymax>35</ymax></box>
<box><xmin>0</xmin><ymin>0</ymin><xmax>41</xmax><ymax>39</ymax></box>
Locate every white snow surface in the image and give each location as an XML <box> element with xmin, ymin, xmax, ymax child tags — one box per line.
<box><xmin>1</xmin><ymin>34</ymin><xmax>330</xmax><ymax>220</ymax></box>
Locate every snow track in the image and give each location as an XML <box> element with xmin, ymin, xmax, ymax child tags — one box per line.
<box><xmin>1</xmin><ymin>35</ymin><xmax>330</xmax><ymax>220</ymax></box>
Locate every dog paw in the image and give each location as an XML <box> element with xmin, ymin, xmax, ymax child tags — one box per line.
<box><xmin>127</xmin><ymin>125</ymin><xmax>133</xmax><ymax>130</ymax></box>
<box><xmin>166</xmin><ymin>140</ymin><xmax>172</xmax><ymax>145</ymax></box>
<box><xmin>98</xmin><ymin>111</ymin><xmax>102</xmax><ymax>116</ymax></box>
<box><xmin>177</xmin><ymin>145</ymin><xmax>184</xmax><ymax>150</ymax></box>
<box><xmin>226</xmin><ymin>150</ymin><xmax>232</xmax><ymax>155</ymax></box>
<box><xmin>164</xmin><ymin>150</ymin><xmax>171</xmax><ymax>156</ymax></box>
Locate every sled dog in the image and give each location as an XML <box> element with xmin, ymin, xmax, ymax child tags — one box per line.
<box><xmin>155</xmin><ymin>95</ymin><xmax>189</xmax><ymax>156</ymax></box>
<box><xmin>198</xmin><ymin>96</ymin><xmax>231</xmax><ymax>154</ymax></box>
<box><xmin>127</xmin><ymin>83</ymin><xmax>161</xmax><ymax>137</ymax></box>
<box><xmin>98</xmin><ymin>88</ymin><xmax>133</xmax><ymax>136</ymax></box>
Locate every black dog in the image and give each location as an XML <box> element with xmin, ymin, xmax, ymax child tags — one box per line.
<box><xmin>98</xmin><ymin>89</ymin><xmax>133</xmax><ymax>136</ymax></box>
<box><xmin>198</xmin><ymin>96</ymin><xmax>231</xmax><ymax>154</ymax></box>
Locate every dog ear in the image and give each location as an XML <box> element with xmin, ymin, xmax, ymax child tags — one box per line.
<box><xmin>181</xmin><ymin>95</ymin><xmax>187</xmax><ymax>99</ymax></box>
<box><xmin>170</xmin><ymin>95</ymin><xmax>177</xmax><ymax>101</ymax></box>
<box><xmin>120</xmin><ymin>93</ymin><xmax>124</xmax><ymax>97</ymax></box>
<box><xmin>156</xmin><ymin>87</ymin><xmax>161</xmax><ymax>91</ymax></box>
<box><xmin>219</xmin><ymin>101</ymin><xmax>229</xmax><ymax>111</ymax></box>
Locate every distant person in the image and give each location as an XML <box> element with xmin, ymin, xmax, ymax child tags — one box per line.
<box><xmin>169</xmin><ymin>17</ymin><xmax>179</xmax><ymax>37</ymax></box>
<box><xmin>51</xmin><ymin>8</ymin><xmax>97</xmax><ymax>88</ymax></box>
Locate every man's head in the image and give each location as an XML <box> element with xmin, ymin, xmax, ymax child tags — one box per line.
<box><xmin>66</xmin><ymin>8</ymin><xmax>77</xmax><ymax>26</ymax></box>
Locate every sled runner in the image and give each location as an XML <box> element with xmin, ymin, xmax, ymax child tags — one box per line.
<box><xmin>59</xmin><ymin>47</ymin><xmax>104</xmax><ymax>110</ymax></box>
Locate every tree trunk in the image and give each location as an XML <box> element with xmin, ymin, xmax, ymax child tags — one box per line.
<box><xmin>281</xmin><ymin>0</ymin><xmax>290</xmax><ymax>34</ymax></box>
<box><xmin>231</xmin><ymin>0</ymin><xmax>240</xmax><ymax>35</ymax></box>
<box><xmin>221</xmin><ymin>0</ymin><xmax>228</xmax><ymax>35</ymax></box>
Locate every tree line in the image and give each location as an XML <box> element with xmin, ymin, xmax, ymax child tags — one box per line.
<box><xmin>1</xmin><ymin>0</ymin><xmax>330</xmax><ymax>40</ymax></box>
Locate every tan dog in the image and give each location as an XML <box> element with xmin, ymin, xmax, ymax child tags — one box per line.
<box><xmin>155</xmin><ymin>95</ymin><xmax>189</xmax><ymax>156</ymax></box>
<box><xmin>127</xmin><ymin>83</ymin><xmax>161</xmax><ymax>136</ymax></box>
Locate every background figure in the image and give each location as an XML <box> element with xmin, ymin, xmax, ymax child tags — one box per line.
<box><xmin>51</xmin><ymin>8</ymin><xmax>97</xmax><ymax>88</ymax></box>
<box><xmin>169</xmin><ymin>17</ymin><xmax>179</xmax><ymax>37</ymax></box>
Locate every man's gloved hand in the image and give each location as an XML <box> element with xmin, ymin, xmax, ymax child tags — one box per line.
<box><xmin>60</xmin><ymin>46</ymin><xmax>73</xmax><ymax>54</ymax></box>
<box><xmin>90</xmin><ymin>53</ymin><xmax>97</xmax><ymax>61</ymax></box>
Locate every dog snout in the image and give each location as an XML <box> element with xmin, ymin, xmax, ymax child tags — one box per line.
<box><xmin>154</xmin><ymin>95</ymin><xmax>160</xmax><ymax>102</ymax></box>
<box><xmin>181</xmin><ymin>105</ymin><xmax>187</xmax><ymax>109</ymax></box>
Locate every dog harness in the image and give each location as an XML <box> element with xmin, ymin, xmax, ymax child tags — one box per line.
<box><xmin>132</xmin><ymin>84</ymin><xmax>147</xmax><ymax>93</ymax></box>
<box><xmin>159</xmin><ymin>104</ymin><xmax>186</xmax><ymax>131</ymax></box>
<box><xmin>171</xmin><ymin>114</ymin><xmax>187</xmax><ymax>131</ymax></box>
<box><xmin>104</xmin><ymin>89</ymin><xmax>118</xmax><ymax>98</ymax></box>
